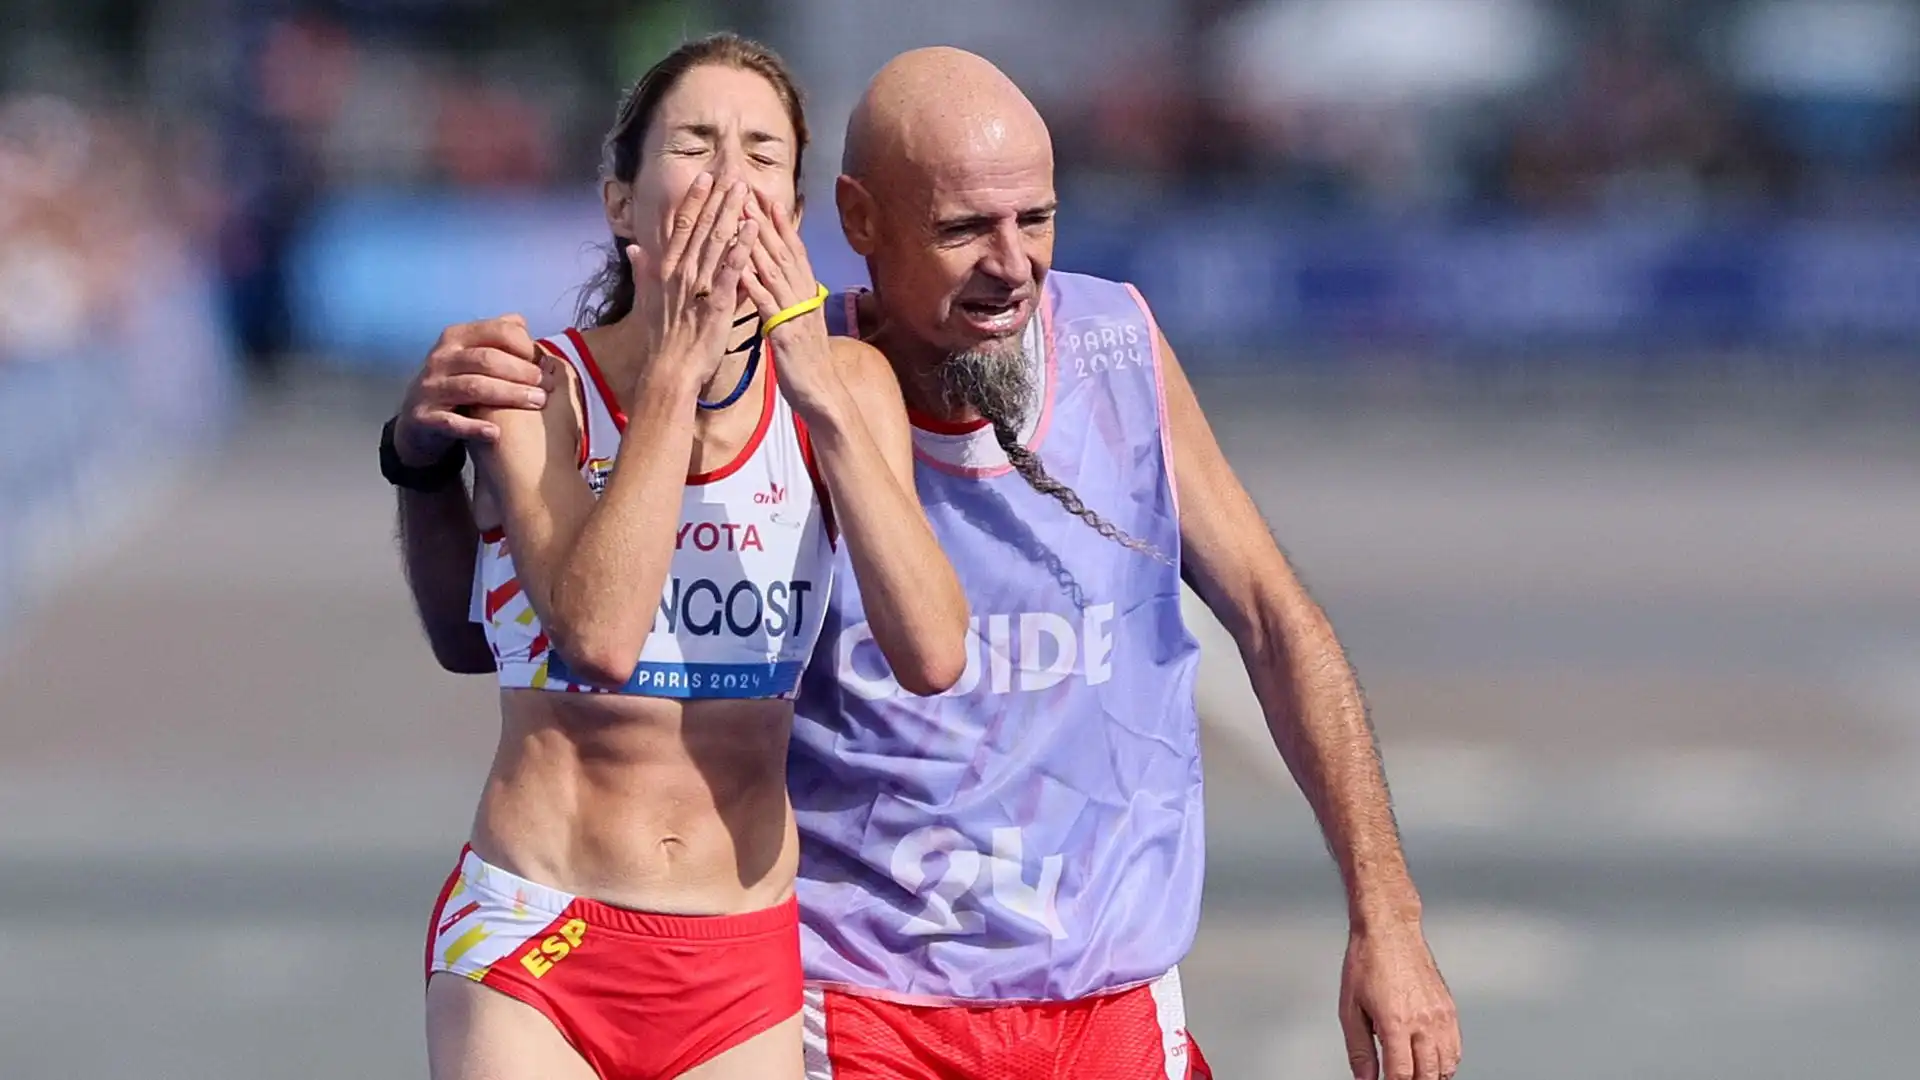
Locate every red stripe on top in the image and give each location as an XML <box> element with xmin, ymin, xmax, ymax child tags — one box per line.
<box><xmin>567</xmin><ymin>326</ymin><xmax>776</xmax><ymax>487</ymax></box>
<box><xmin>792</xmin><ymin>411</ymin><xmax>838</xmax><ymax>547</ymax></box>
<box><xmin>688</xmin><ymin>338</ymin><xmax>777</xmax><ymax>486</ymax></box>
<box><xmin>480</xmin><ymin>526</ymin><xmax>505</xmax><ymax>544</ymax></box>
<box><xmin>565</xmin><ymin>328</ymin><xmax>625</xmax><ymax>434</ymax></box>
<box><xmin>908</xmin><ymin>409</ymin><xmax>991</xmax><ymax>435</ymax></box>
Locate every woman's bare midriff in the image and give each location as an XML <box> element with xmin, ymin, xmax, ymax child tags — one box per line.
<box><xmin>468</xmin><ymin>687</ymin><xmax>799</xmax><ymax>916</ymax></box>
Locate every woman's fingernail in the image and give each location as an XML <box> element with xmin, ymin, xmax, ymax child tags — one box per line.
<box><xmin>528</xmin><ymin>389</ymin><xmax>548</xmax><ymax>408</ymax></box>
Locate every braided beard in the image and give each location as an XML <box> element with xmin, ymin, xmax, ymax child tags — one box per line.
<box><xmin>938</xmin><ymin>339</ymin><xmax>1033</xmax><ymax>433</ymax></box>
<box><xmin>939</xmin><ymin>338</ymin><xmax>1170</xmax><ymax>565</ymax></box>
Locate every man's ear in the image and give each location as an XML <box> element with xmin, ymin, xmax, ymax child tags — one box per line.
<box><xmin>836</xmin><ymin>174</ymin><xmax>878</xmax><ymax>257</ymax></box>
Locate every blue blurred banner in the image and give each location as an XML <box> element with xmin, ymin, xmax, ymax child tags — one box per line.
<box><xmin>288</xmin><ymin>192</ymin><xmax>1920</xmax><ymax>368</ymax></box>
<box><xmin>0</xmin><ymin>259</ymin><xmax>238</xmax><ymax>628</ymax></box>
<box><xmin>286</xmin><ymin>192</ymin><xmax>870</xmax><ymax>368</ymax></box>
<box><xmin>1100</xmin><ymin>213</ymin><xmax>1920</xmax><ymax>356</ymax></box>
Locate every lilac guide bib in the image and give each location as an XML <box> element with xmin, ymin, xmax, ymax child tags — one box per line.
<box><xmin>788</xmin><ymin>271</ymin><xmax>1205</xmax><ymax>1003</ymax></box>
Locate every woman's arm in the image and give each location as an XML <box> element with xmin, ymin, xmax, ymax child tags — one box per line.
<box><xmin>471</xmin><ymin>355</ymin><xmax>706</xmax><ymax>689</ymax></box>
<box><xmin>500</xmin><ymin>361</ymin><xmax>702</xmax><ymax>687</ymax></box>
<box><xmin>477</xmin><ymin>177</ymin><xmax>756</xmax><ymax>687</ymax></box>
<box><xmin>741</xmin><ymin>190</ymin><xmax>967</xmax><ymax>693</ymax></box>
<box><xmin>800</xmin><ymin>337</ymin><xmax>969</xmax><ymax>695</ymax></box>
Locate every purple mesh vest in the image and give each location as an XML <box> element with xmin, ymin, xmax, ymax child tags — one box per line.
<box><xmin>788</xmin><ymin>270</ymin><xmax>1204</xmax><ymax>1003</ymax></box>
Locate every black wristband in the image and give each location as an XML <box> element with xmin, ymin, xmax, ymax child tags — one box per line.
<box><xmin>380</xmin><ymin>416</ymin><xmax>468</xmax><ymax>492</ymax></box>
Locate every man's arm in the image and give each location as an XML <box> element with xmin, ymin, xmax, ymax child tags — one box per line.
<box><xmin>1159</xmin><ymin>331</ymin><xmax>1412</xmax><ymax>926</ymax></box>
<box><xmin>395</xmin><ymin>480</ymin><xmax>493</xmax><ymax>674</ymax></box>
<box><xmin>1154</xmin><ymin>325</ymin><xmax>1460</xmax><ymax>1080</ymax></box>
<box><xmin>388</xmin><ymin>315</ymin><xmax>552</xmax><ymax>674</ymax></box>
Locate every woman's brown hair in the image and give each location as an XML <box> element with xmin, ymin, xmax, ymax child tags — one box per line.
<box><xmin>576</xmin><ymin>32</ymin><xmax>809</xmax><ymax>327</ymax></box>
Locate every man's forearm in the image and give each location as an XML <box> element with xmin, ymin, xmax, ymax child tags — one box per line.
<box><xmin>397</xmin><ymin>482</ymin><xmax>495</xmax><ymax>674</ymax></box>
<box><xmin>1242</xmin><ymin>586</ymin><xmax>1421</xmax><ymax>929</ymax></box>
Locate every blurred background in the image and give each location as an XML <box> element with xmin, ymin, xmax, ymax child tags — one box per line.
<box><xmin>1</xmin><ymin>0</ymin><xmax>1916</xmax><ymax>1076</ymax></box>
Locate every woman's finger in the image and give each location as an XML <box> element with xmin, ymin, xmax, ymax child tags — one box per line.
<box><xmin>713</xmin><ymin>230</ymin><xmax>753</xmax><ymax>293</ymax></box>
<box><xmin>748</xmin><ymin>237</ymin><xmax>785</xmax><ymax>304</ymax></box>
<box><xmin>743</xmin><ymin>191</ymin><xmax>788</xmax><ymax>292</ymax></box>
<box><xmin>725</xmin><ymin>219</ymin><xmax>763</xmax><ymax>308</ymax></box>
<box><xmin>766</xmin><ymin>196</ymin><xmax>816</xmax><ymax>295</ymax></box>
<box><xmin>624</xmin><ymin>243</ymin><xmax>652</xmax><ymax>294</ymax></box>
<box><xmin>626</xmin><ymin>243</ymin><xmax>671</xmax><ymax>323</ymax></box>
<box><xmin>660</xmin><ymin>172</ymin><xmax>714</xmax><ymax>279</ymax></box>
<box><xmin>769</xmin><ymin>197</ymin><xmax>805</xmax><ymax>256</ymax></box>
<box><xmin>709</xmin><ymin>223</ymin><xmax>758</xmax><ymax>322</ymax></box>
<box><xmin>683</xmin><ymin>178</ymin><xmax>741</xmax><ymax>292</ymax></box>
<box><xmin>739</xmin><ymin>236</ymin><xmax>780</xmax><ymax>319</ymax></box>
<box><xmin>692</xmin><ymin>180</ymin><xmax>751</xmax><ymax>295</ymax></box>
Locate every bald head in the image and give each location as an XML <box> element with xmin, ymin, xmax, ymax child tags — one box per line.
<box><xmin>835</xmin><ymin>47</ymin><xmax>1057</xmax><ymax>399</ymax></box>
<box><xmin>842</xmin><ymin>47</ymin><xmax>1051</xmax><ymax>184</ymax></box>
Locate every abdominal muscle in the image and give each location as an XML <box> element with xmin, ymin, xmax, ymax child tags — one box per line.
<box><xmin>469</xmin><ymin>687</ymin><xmax>799</xmax><ymax>916</ymax></box>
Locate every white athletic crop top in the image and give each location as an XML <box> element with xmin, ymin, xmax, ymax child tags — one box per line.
<box><xmin>471</xmin><ymin>328</ymin><xmax>837</xmax><ymax>700</ymax></box>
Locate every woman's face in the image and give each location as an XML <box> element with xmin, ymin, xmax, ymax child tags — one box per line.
<box><xmin>607</xmin><ymin>63</ymin><xmax>801</xmax><ymax>259</ymax></box>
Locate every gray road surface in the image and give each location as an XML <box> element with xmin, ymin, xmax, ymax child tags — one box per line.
<box><xmin>1</xmin><ymin>376</ymin><xmax>1914</xmax><ymax>1078</ymax></box>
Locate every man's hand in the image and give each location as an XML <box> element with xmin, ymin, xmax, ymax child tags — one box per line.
<box><xmin>394</xmin><ymin>314</ymin><xmax>552</xmax><ymax>466</ymax></box>
<box><xmin>1340</xmin><ymin>920</ymin><xmax>1461</xmax><ymax>1080</ymax></box>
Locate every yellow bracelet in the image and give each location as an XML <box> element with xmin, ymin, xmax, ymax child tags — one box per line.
<box><xmin>761</xmin><ymin>283</ymin><xmax>830</xmax><ymax>338</ymax></box>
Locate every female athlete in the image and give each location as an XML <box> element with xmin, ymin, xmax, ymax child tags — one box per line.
<box><xmin>420</xmin><ymin>34</ymin><xmax>969</xmax><ymax>1080</ymax></box>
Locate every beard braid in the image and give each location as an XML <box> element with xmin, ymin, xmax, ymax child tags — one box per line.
<box><xmin>941</xmin><ymin>341</ymin><xmax>1172</xmax><ymax>566</ymax></box>
<box><xmin>938</xmin><ymin>340</ymin><xmax>1034</xmax><ymax>431</ymax></box>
